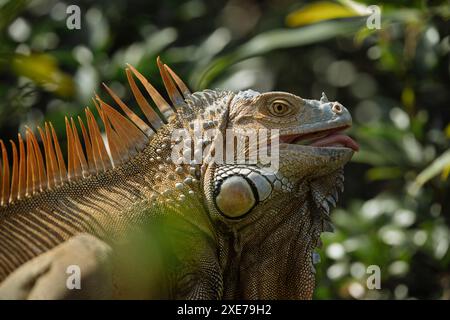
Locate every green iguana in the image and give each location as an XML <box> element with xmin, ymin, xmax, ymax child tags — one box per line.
<box><xmin>0</xmin><ymin>58</ymin><xmax>358</xmax><ymax>299</ymax></box>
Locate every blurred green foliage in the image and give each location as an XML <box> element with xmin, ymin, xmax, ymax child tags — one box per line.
<box><xmin>0</xmin><ymin>0</ymin><xmax>449</xmax><ymax>299</ymax></box>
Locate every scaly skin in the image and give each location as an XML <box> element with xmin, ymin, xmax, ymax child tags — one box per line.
<box><xmin>202</xmin><ymin>90</ymin><xmax>355</xmax><ymax>299</ymax></box>
<box><xmin>0</xmin><ymin>66</ymin><xmax>356</xmax><ymax>299</ymax></box>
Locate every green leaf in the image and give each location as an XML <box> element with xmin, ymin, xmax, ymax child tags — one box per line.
<box><xmin>0</xmin><ymin>0</ymin><xmax>30</xmax><ymax>34</ymax></box>
<box><xmin>286</xmin><ymin>1</ymin><xmax>361</xmax><ymax>27</ymax></box>
<box><xmin>11</xmin><ymin>53</ymin><xmax>75</xmax><ymax>97</ymax></box>
<box><xmin>366</xmin><ymin>166</ymin><xmax>403</xmax><ymax>181</ymax></box>
<box><xmin>408</xmin><ymin>150</ymin><xmax>450</xmax><ymax>195</ymax></box>
<box><xmin>193</xmin><ymin>18</ymin><xmax>365</xmax><ymax>88</ymax></box>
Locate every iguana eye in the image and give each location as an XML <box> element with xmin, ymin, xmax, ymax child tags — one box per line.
<box><xmin>269</xmin><ymin>100</ymin><xmax>292</xmax><ymax>117</ymax></box>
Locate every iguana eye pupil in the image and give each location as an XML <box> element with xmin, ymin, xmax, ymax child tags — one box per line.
<box><xmin>269</xmin><ymin>100</ymin><xmax>291</xmax><ymax>116</ymax></box>
<box><xmin>274</xmin><ymin>103</ymin><xmax>285</xmax><ymax>113</ymax></box>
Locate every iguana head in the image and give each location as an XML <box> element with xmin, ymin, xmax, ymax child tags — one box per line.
<box><xmin>228</xmin><ymin>90</ymin><xmax>357</xmax><ymax>176</ymax></box>
<box><xmin>201</xmin><ymin>89</ymin><xmax>358</xmax><ymax>299</ymax></box>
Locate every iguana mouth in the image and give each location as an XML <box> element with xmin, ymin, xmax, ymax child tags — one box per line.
<box><xmin>280</xmin><ymin>126</ymin><xmax>359</xmax><ymax>151</ymax></box>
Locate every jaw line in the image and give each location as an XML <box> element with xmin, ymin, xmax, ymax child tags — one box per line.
<box><xmin>278</xmin><ymin>117</ymin><xmax>357</xmax><ymax>153</ymax></box>
<box><xmin>277</xmin><ymin>143</ymin><xmax>354</xmax><ymax>182</ymax></box>
<box><xmin>279</xmin><ymin>142</ymin><xmax>355</xmax><ymax>156</ymax></box>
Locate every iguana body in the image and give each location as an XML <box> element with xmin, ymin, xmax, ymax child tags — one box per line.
<box><xmin>0</xmin><ymin>58</ymin><xmax>357</xmax><ymax>299</ymax></box>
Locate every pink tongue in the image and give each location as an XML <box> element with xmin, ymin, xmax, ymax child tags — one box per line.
<box><xmin>310</xmin><ymin>133</ymin><xmax>359</xmax><ymax>151</ymax></box>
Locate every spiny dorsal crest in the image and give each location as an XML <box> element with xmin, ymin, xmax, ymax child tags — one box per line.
<box><xmin>0</xmin><ymin>57</ymin><xmax>192</xmax><ymax>206</ymax></box>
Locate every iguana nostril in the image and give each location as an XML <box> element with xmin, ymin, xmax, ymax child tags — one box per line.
<box><xmin>332</xmin><ymin>103</ymin><xmax>343</xmax><ymax>114</ymax></box>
